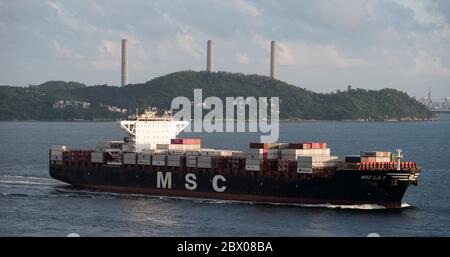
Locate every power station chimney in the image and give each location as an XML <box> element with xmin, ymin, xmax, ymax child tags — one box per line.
<box><xmin>207</xmin><ymin>40</ymin><xmax>214</xmax><ymax>72</ymax></box>
<box><xmin>121</xmin><ymin>39</ymin><xmax>128</xmax><ymax>86</ymax></box>
<box><xmin>270</xmin><ymin>41</ymin><xmax>276</xmax><ymax>79</ymax></box>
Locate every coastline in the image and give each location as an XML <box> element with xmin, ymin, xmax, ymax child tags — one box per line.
<box><xmin>0</xmin><ymin>116</ymin><xmax>440</xmax><ymax>122</ymax></box>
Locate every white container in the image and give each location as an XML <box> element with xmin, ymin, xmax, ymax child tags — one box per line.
<box><xmin>185</xmin><ymin>151</ymin><xmax>200</xmax><ymax>156</ymax></box>
<box><xmin>186</xmin><ymin>155</ymin><xmax>197</xmax><ymax>161</ymax></box>
<box><xmin>167</xmin><ymin>155</ymin><xmax>182</xmax><ymax>161</ymax></box>
<box><xmin>246</xmin><ymin>159</ymin><xmax>261</xmax><ymax>165</ymax></box>
<box><xmin>152</xmin><ymin>160</ymin><xmax>166</xmax><ymax>166</ymax></box>
<box><xmin>245</xmin><ymin>164</ymin><xmax>260</xmax><ymax>171</ymax></box>
<box><xmin>138</xmin><ymin>159</ymin><xmax>151</xmax><ymax>165</ymax></box>
<box><xmin>51</xmin><ymin>145</ymin><xmax>66</xmax><ymax>152</ymax></box>
<box><xmin>186</xmin><ymin>161</ymin><xmax>197</xmax><ymax>168</ymax></box>
<box><xmin>50</xmin><ymin>155</ymin><xmax>63</xmax><ymax>161</ymax></box>
<box><xmin>123</xmin><ymin>158</ymin><xmax>137</xmax><ymax>165</ymax></box>
<box><xmin>137</xmin><ymin>153</ymin><xmax>151</xmax><ymax>159</ymax></box>
<box><xmin>152</xmin><ymin>154</ymin><xmax>166</xmax><ymax>160</ymax></box>
<box><xmin>91</xmin><ymin>152</ymin><xmax>104</xmax><ymax>163</ymax></box>
<box><xmin>198</xmin><ymin>156</ymin><xmax>212</xmax><ymax>163</ymax></box>
<box><xmin>124</xmin><ymin>153</ymin><xmax>137</xmax><ymax>160</ymax></box>
<box><xmin>167</xmin><ymin>161</ymin><xmax>181</xmax><ymax>167</ymax></box>
<box><xmin>297</xmin><ymin>167</ymin><xmax>313</xmax><ymax>174</ymax></box>
<box><xmin>197</xmin><ymin>162</ymin><xmax>212</xmax><ymax>168</ymax></box>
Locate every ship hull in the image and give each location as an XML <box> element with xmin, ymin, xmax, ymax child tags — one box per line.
<box><xmin>49</xmin><ymin>164</ymin><xmax>417</xmax><ymax>209</ymax></box>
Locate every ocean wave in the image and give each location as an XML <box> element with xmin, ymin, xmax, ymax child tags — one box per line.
<box><xmin>0</xmin><ymin>180</ymin><xmax>58</xmax><ymax>186</ymax></box>
<box><xmin>0</xmin><ymin>175</ymin><xmax>53</xmax><ymax>181</ymax></box>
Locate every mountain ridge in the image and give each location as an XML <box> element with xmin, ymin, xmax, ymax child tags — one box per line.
<box><xmin>0</xmin><ymin>70</ymin><xmax>436</xmax><ymax>121</ymax></box>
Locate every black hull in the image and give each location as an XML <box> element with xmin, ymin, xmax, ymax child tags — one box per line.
<box><xmin>49</xmin><ymin>164</ymin><xmax>417</xmax><ymax>209</ymax></box>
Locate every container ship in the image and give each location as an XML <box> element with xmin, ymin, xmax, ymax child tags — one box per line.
<box><xmin>49</xmin><ymin>108</ymin><xmax>421</xmax><ymax>209</ymax></box>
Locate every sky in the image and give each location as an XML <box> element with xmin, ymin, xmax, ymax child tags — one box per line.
<box><xmin>0</xmin><ymin>0</ymin><xmax>449</xmax><ymax>98</ymax></box>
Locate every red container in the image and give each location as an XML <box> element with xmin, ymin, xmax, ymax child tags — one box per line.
<box><xmin>170</xmin><ymin>138</ymin><xmax>201</xmax><ymax>145</ymax></box>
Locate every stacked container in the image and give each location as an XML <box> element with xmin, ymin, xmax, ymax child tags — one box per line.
<box><xmin>50</xmin><ymin>145</ymin><xmax>66</xmax><ymax>162</ymax></box>
<box><xmin>91</xmin><ymin>152</ymin><xmax>104</xmax><ymax>163</ymax></box>
<box><xmin>277</xmin><ymin>160</ymin><xmax>297</xmax><ymax>172</ymax></box>
<box><xmin>170</xmin><ymin>138</ymin><xmax>201</xmax><ymax>145</ymax></box>
<box><xmin>167</xmin><ymin>155</ymin><xmax>184</xmax><ymax>167</ymax></box>
<box><xmin>297</xmin><ymin>156</ymin><xmax>339</xmax><ymax>173</ymax></box>
<box><xmin>152</xmin><ymin>154</ymin><xmax>166</xmax><ymax>166</ymax></box>
<box><xmin>200</xmin><ymin>149</ymin><xmax>232</xmax><ymax>157</ymax></box>
<box><xmin>229</xmin><ymin>157</ymin><xmax>244</xmax><ymax>170</ymax></box>
<box><xmin>360</xmin><ymin>151</ymin><xmax>391</xmax><ymax>162</ymax></box>
<box><xmin>95</xmin><ymin>141</ymin><xmax>123</xmax><ymax>151</ymax></box>
<box><xmin>63</xmin><ymin>150</ymin><xmax>92</xmax><ymax>162</ymax></box>
<box><xmin>137</xmin><ymin>153</ymin><xmax>151</xmax><ymax>165</ymax></box>
<box><xmin>245</xmin><ymin>159</ymin><xmax>262</xmax><ymax>171</ymax></box>
<box><xmin>245</xmin><ymin>142</ymin><xmax>287</xmax><ymax>171</ymax></box>
<box><xmin>157</xmin><ymin>144</ymin><xmax>200</xmax><ymax>154</ymax></box>
<box><xmin>123</xmin><ymin>152</ymin><xmax>137</xmax><ymax>164</ymax></box>
<box><xmin>281</xmin><ymin>142</ymin><xmax>330</xmax><ymax>161</ymax></box>
<box><xmin>186</xmin><ymin>155</ymin><xmax>197</xmax><ymax>168</ymax></box>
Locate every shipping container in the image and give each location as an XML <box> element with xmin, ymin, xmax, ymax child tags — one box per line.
<box><xmin>152</xmin><ymin>154</ymin><xmax>166</xmax><ymax>160</ymax></box>
<box><xmin>124</xmin><ymin>153</ymin><xmax>137</xmax><ymax>159</ymax></box>
<box><xmin>297</xmin><ymin>167</ymin><xmax>313</xmax><ymax>174</ymax></box>
<box><xmin>361</xmin><ymin>156</ymin><xmax>391</xmax><ymax>163</ymax></box>
<box><xmin>288</xmin><ymin>142</ymin><xmax>327</xmax><ymax>149</ymax></box>
<box><xmin>249</xmin><ymin>143</ymin><xmax>287</xmax><ymax>149</ymax></box>
<box><xmin>170</xmin><ymin>138</ymin><xmax>201</xmax><ymax>145</ymax></box>
<box><xmin>246</xmin><ymin>159</ymin><xmax>262</xmax><ymax>165</ymax></box>
<box><xmin>167</xmin><ymin>160</ymin><xmax>182</xmax><ymax>167</ymax></box>
<box><xmin>361</xmin><ymin>151</ymin><xmax>391</xmax><ymax>158</ymax></box>
<box><xmin>245</xmin><ymin>164</ymin><xmax>260</xmax><ymax>171</ymax></box>
<box><xmin>91</xmin><ymin>152</ymin><xmax>104</xmax><ymax>163</ymax></box>
<box><xmin>231</xmin><ymin>151</ymin><xmax>245</xmax><ymax>158</ymax></box>
<box><xmin>167</xmin><ymin>155</ymin><xmax>182</xmax><ymax>161</ymax></box>
<box><xmin>152</xmin><ymin>159</ymin><xmax>166</xmax><ymax>166</ymax></box>
<box><xmin>297</xmin><ymin>156</ymin><xmax>338</xmax><ymax>169</ymax></box>
<box><xmin>197</xmin><ymin>162</ymin><xmax>211</xmax><ymax>168</ymax></box>
<box><xmin>157</xmin><ymin>144</ymin><xmax>200</xmax><ymax>152</ymax></box>
<box><xmin>51</xmin><ymin>145</ymin><xmax>67</xmax><ymax>152</ymax></box>
<box><xmin>123</xmin><ymin>158</ymin><xmax>137</xmax><ymax>165</ymax></box>
<box><xmin>345</xmin><ymin>155</ymin><xmax>361</xmax><ymax>163</ymax></box>
<box><xmin>50</xmin><ymin>155</ymin><xmax>63</xmax><ymax>161</ymax></box>
<box><xmin>138</xmin><ymin>159</ymin><xmax>151</xmax><ymax>165</ymax></box>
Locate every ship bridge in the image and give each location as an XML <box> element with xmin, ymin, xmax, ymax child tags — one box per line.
<box><xmin>118</xmin><ymin>109</ymin><xmax>189</xmax><ymax>152</ymax></box>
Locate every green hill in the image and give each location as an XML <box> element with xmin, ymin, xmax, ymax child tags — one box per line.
<box><xmin>0</xmin><ymin>71</ymin><xmax>435</xmax><ymax>121</ymax></box>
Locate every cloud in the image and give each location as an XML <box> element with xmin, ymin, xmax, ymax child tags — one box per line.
<box><xmin>1</xmin><ymin>0</ymin><xmax>449</xmax><ymax>96</ymax></box>
<box><xmin>223</xmin><ymin>0</ymin><xmax>261</xmax><ymax>17</ymax></box>
<box><xmin>236</xmin><ymin>52</ymin><xmax>249</xmax><ymax>64</ymax></box>
<box><xmin>403</xmin><ymin>50</ymin><xmax>450</xmax><ymax>76</ymax></box>
<box><xmin>53</xmin><ymin>40</ymin><xmax>79</xmax><ymax>59</ymax></box>
<box><xmin>276</xmin><ymin>43</ymin><xmax>296</xmax><ymax>65</ymax></box>
<box><xmin>98</xmin><ymin>40</ymin><xmax>119</xmax><ymax>56</ymax></box>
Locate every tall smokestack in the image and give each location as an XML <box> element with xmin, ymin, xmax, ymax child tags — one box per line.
<box><xmin>207</xmin><ymin>40</ymin><xmax>214</xmax><ymax>72</ymax></box>
<box><xmin>121</xmin><ymin>39</ymin><xmax>128</xmax><ymax>86</ymax></box>
<box><xmin>270</xmin><ymin>41</ymin><xmax>276</xmax><ymax>79</ymax></box>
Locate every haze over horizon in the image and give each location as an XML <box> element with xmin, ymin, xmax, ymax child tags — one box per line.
<box><xmin>1</xmin><ymin>0</ymin><xmax>449</xmax><ymax>98</ymax></box>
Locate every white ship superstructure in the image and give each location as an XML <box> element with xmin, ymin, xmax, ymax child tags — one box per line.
<box><xmin>118</xmin><ymin>108</ymin><xmax>189</xmax><ymax>152</ymax></box>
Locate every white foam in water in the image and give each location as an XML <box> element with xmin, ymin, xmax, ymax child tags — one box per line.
<box><xmin>0</xmin><ymin>180</ymin><xmax>57</xmax><ymax>186</ymax></box>
<box><xmin>0</xmin><ymin>175</ymin><xmax>53</xmax><ymax>181</ymax></box>
<box><xmin>293</xmin><ymin>203</ymin><xmax>387</xmax><ymax>210</ymax></box>
<box><xmin>29</xmin><ymin>185</ymin><xmax>413</xmax><ymax>210</ymax></box>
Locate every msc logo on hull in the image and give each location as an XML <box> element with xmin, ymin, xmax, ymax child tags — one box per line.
<box><xmin>157</xmin><ymin>172</ymin><xmax>227</xmax><ymax>193</ymax></box>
